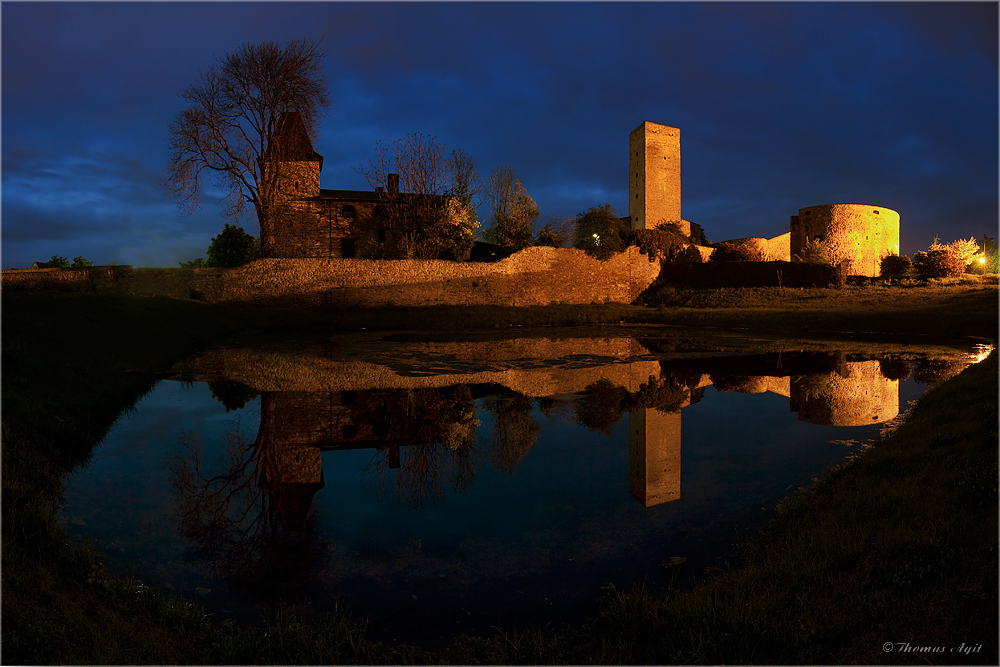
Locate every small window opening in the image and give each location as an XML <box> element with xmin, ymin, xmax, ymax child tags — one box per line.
<box><xmin>294</xmin><ymin>181</ymin><xmax>300</xmax><ymax>190</ymax></box>
<box><xmin>873</xmin><ymin>210</ymin><xmax>879</xmax><ymax>215</ymax></box>
<box><xmin>635</xmin><ymin>193</ymin><xmax>639</xmax><ymax>198</ymax></box>
<box><xmin>377</xmin><ymin>229</ymin><xmax>386</xmax><ymax>243</ymax></box>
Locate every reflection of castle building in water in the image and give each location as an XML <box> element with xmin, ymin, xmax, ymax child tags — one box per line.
<box><xmin>626</xmin><ymin>354</ymin><xmax>901</xmax><ymax>507</ymax></box>
<box><xmin>790</xmin><ymin>360</ymin><xmax>898</xmax><ymax>426</ymax></box>
<box><xmin>629</xmin><ymin>408</ymin><xmax>683</xmax><ymax>508</ymax></box>
<box><xmin>192</xmin><ymin>346</ymin><xmax>905</xmax><ymax>518</ymax></box>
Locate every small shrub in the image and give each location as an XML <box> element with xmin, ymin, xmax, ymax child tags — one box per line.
<box><xmin>178</xmin><ymin>258</ymin><xmax>206</xmax><ymax>269</ymax></box>
<box><xmin>792</xmin><ymin>238</ymin><xmax>830</xmax><ymax>265</ymax></box>
<box><xmin>71</xmin><ymin>256</ymin><xmax>93</xmax><ymax>268</ymax></box>
<box><xmin>708</xmin><ymin>241</ymin><xmax>765</xmax><ymax>263</ymax></box>
<box><xmin>880</xmin><ymin>254</ymin><xmax>912</xmax><ymax>278</ymax></box>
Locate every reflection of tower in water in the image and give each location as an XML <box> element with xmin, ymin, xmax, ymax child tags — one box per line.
<box><xmin>790</xmin><ymin>360</ymin><xmax>899</xmax><ymax>426</ymax></box>
<box><xmin>628</xmin><ymin>407</ymin><xmax>682</xmax><ymax>507</ymax></box>
<box><xmin>257</xmin><ymin>393</ymin><xmax>328</xmax><ymax>532</ymax></box>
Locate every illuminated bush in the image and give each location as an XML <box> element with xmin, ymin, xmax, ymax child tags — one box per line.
<box><xmin>913</xmin><ymin>237</ymin><xmax>981</xmax><ymax>278</ymax></box>
<box><xmin>913</xmin><ymin>249</ymin><xmax>965</xmax><ymax>278</ymax></box>
<box><xmin>708</xmin><ymin>241</ymin><xmax>766</xmax><ymax>263</ymax></box>
<box><xmin>624</xmin><ymin>222</ymin><xmax>691</xmax><ymax>262</ymax></box>
<box><xmin>879</xmin><ymin>254</ymin><xmax>912</xmax><ymax>278</ymax></box>
<box><xmin>792</xmin><ymin>238</ymin><xmax>830</xmax><ymax>265</ymax></box>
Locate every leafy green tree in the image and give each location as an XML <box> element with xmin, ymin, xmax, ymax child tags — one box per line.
<box><xmin>205</xmin><ymin>223</ymin><xmax>259</xmax><ymax>268</ymax></box>
<box><xmin>572</xmin><ymin>204</ymin><xmax>629</xmax><ymax>260</ymax></box>
<box><xmin>179</xmin><ymin>258</ymin><xmax>206</xmax><ymax>269</ymax></box>
<box><xmin>982</xmin><ymin>235</ymin><xmax>998</xmax><ymax>273</ymax></box>
<box><xmin>483</xmin><ymin>166</ymin><xmax>538</xmax><ymax>251</ymax></box>
<box><xmin>47</xmin><ymin>255</ymin><xmax>70</xmax><ymax>268</ymax></box>
<box><xmin>534</xmin><ymin>216</ymin><xmax>573</xmax><ymax>248</ymax></box>
<box><xmin>71</xmin><ymin>256</ymin><xmax>93</xmax><ymax>268</ymax></box>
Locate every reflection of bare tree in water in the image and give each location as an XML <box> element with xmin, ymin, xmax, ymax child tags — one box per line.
<box><xmin>574</xmin><ymin>376</ymin><xmax>698</xmax><ymax>434</ymax></box>
<box><xmin>362</xmin><ymin>387</ymin><xmax>480</xmax><ymax>508</ymax></box>
<box><xmin>170</xmin><ymin>418</ymin><xmax>324</xmax><ymax>593</ymax></box>
<box><xmin>483</xmin><ymin>393</ymin><xmax>540</xmax><ymax>474</ymax></box>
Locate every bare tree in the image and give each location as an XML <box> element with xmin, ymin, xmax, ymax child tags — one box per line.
<box><xmin>534</xmin><ymin>214</ymin><xmax>574</xmax><ymax>248</ymax></box>
<box><xmin>355</xmin><ymin>134</ymin><xmax>479</xmax><ymax>260</ymax></box>
<box><xmin>165</xmin><ymin>39</ymin><xmax>330</xmax><ymax>257</ymax></box>
<box><xmin>483</xmin><ymin>166</ymin><xmax>538</xmax><ymax>251</ymax></box>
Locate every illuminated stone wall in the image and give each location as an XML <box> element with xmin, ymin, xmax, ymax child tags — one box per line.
<box><xmin>171</xmin><ymin>245</ymin><xmax>661</xmax><ymax>307</ymax></box>
<box><xmin>1</xmin><ymin>265</ymin><xmax>134</xmax><ymax>291</ymax></box>
<box><xmin>272</xmin><ymin>198</ymin><xmax>375</xmax><ymax>259</ymax></box>
<box><xmin>629</xmin><ymin>122</ymin><xmax>682</xmax><ymax>233</ymax></box>
<box><xmin>790</xmin><ymin>204</ymin><xmax>900</xmax><ymax>277</ymax></box>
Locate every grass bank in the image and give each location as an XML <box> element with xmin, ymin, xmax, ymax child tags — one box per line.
<box><xmin>2</xmin><ymin>287</ymin><xmax>997</xmax><ymax>664</ymax></box>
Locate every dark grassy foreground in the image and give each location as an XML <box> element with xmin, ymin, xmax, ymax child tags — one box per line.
<box><xmin>2</xmin><ymin>285</ymin><xmax>997</xmax><ymax>664</ymax></box>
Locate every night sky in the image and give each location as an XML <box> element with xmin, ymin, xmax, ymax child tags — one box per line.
<box><xmin>2</xmin><ymin>2</ymin><xmax>997</xmax><ymax>269</ymax></box>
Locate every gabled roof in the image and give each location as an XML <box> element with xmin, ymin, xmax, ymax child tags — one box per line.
<box><xmin>271</xmin><ymin>111</ymin><xmax>324</xmax><ymax>169</ymax></box>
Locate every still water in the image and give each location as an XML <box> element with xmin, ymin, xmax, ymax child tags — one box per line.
<box><xmin>59</xmin><ymin>331</ymin><xmax>991</xmax><ymax>644</ymax></box>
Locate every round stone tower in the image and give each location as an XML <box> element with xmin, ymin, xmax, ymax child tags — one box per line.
<box><xmin>790</xmin><ymin>204</ymin><xmax>900</xmax><ymax>277</ymax></box>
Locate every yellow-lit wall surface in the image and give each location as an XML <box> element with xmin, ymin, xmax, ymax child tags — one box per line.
<box><xmin>791</xmin><ymin>204</ymin><xmax>900</xmax><ymax>277</ymax></box>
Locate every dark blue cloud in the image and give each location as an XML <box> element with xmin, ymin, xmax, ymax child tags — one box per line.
<box><xmin>2</xmin><ymin>2</ymin><xmax>996</xmax><ymax>268</ymax></box>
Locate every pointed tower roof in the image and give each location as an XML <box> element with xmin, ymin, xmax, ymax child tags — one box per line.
<box><xmin>272</xmin><ymin>111</ymin><xmax>324</xmax><ymax>169</ymax></box>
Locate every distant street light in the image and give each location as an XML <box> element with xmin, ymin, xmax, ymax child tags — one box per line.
<box><xmin>593</xmin><ymin>233</ymin><xmax>600</xmax><ymax>245</ymax></box>
<box><xmin>979</xmin><ymin>256</ymin><xmax>987</xmax><ymax>274</ymax></box>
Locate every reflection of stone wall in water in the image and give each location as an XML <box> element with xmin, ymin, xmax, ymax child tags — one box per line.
<box><xmin>629</xmin><ymin>407</ymin><xmax>681</xmax><ymax>508</ymax></box>
<box><xmin>790</xmin><ymin>360</ymin><xmax>899</xmax><ymax>426</ymax></box>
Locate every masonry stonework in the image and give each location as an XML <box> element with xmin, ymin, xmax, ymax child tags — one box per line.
<box><xmin>629</xmin><ymin>122</ymin><xmax>683</xmax><ymax>234</ymax></box>
<box><xmin>125</xmin><ymin>246</ymin><xmax>661</xmax><ymax>308</ymax></box>
<box><xmin>790</xmin><ymin>204</ymin><xmax>900</xmax><ymax>277</ymax></box>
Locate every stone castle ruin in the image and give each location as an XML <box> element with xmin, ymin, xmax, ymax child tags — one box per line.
<box><xmin>270</xmin><ymin>116</ymin><xmax>901</xmax><ymax>278</ymax></box>
<box><xmin>1</xmin><ymin>118</ymin><xmax>902</xmax><ymax>300</ymax></box>
<box><xmin>266</xmin><ymin>112</ymin><xmax>455</xmax><ymax>260</ymax></box>
<box><xmin>629</xmin><ymin>120</ymin><xmax>901</xmax><ymax>277</ymax></box>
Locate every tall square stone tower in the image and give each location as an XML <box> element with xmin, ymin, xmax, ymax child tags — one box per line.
<box><xmin>628</xmin><ymin>121</ymin><xmax>681</xmax><ymax>231</ymax></box>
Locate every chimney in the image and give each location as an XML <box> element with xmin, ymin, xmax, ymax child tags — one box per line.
<box><xmin>387</xmin><ymin>173</ymin><xmax>399</xmax><ymax>195</ymax></box>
